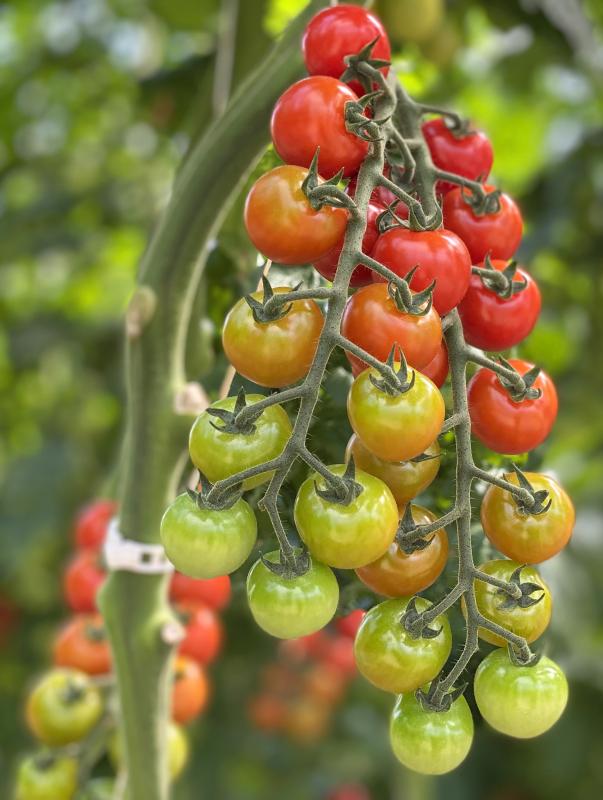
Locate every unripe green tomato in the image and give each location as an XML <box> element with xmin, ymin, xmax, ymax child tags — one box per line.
<box><xmin>108</xmin><ymin>722</ymin><xmax>189</xmax><ymax>780</ymax></box>
<box><xmin>420</xmin><ymin>21</ymin><xmax>462</xmax><ymax>68</ymax></box>
<box><xmin>377</xmin><ymin>0</ymin><xmax>444</xmax><ymax>45</ymax></box>
<box><xmin>474</xmin><ymin>649</ymin><xmax>568</xmax><ymax>738</ymax></box>
<box><xmin>189</xmin><ymin>394</ymin><xmax>292</xmax><ymax>489</ymax></box>
<box><xmin>15</xmin><ymin>755</ymin><xmax>78</xmax><ymax>800</ymax></box>
<box><xmin>161</xmin><ymin>492</ymin><xmax>257</xmax><ymax>579</ymax></box>
<box><xmin>390</xmin><ymin>690</ymin><xmax>474</xmax><ymax>774</ymax></box>
<box><xmin>247</xmin><ymin>550</ymin><xmax>339</xmax><ymax>639</ymax></box>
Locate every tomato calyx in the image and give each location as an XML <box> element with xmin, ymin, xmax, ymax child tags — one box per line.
<box><xmin>340</xmin><ymin>37</ymin><xmax>391</xmax><ymax>95</ymax></box>
<box><xmin>395</xmin><ymin>505</ymin><xmax>434</xmax><ymax>554</ymax></box>
<box><xmin>313</xmin><ymin>457</ymin><xmax>363</xmax><ymax>506</ymax></box>
<box><xmin>472</xmin><ymin>256</ymin><xmax>527</xmax><ymax>300</ymax></box>
<box><xmin>206</xmin><ymin>388</ymin><xmax>259</xmax><ymax>435</ymax></box>
<box><xmin>507</xmin><ymin>464</ymin><xmax>553</xmax><ymax>515</ymax></box>
<box><xmin>344</xmin><ymin>91</ymin><xmax>384</xmax><ymax>143</ymax></box>
<box><xmin>415</xmin><ymin>680</ymin><xmax>468</xmax><ymax>713</ymax></box>
<box><xmin>376</xmin><ymin>200</ymin><xmax>409</xmax><ymax>233</ymax></box>
<box><xmin>496</xmin><ymin>358</ymin><xmax>543</xmax><ymax>402</ymax></box>
<box><xmin>496</xmin><ymin>565</ymin><xmax>546</xmax><ymax>611</ymax></box>
<box><xmin>244</xmin><ymin>275</ymin><xmax>301</xmax><ymax>323</ymax></box>
<box><xmin>507</xmin><ymin>641</ymin><xmax>541</xmax><ymax>668</ymax></box>
<box><xmin>83</xmin><ymin>622</ymin><xmax>106</xmax><ymax>643</ymax></box>
<box><xmin>401</xmin><ymin>597</ymin><xmax>443</xmax><ymax>640</ymax></box>
<box><xmin>60</xmin><ymin>679</ymin><xmax>86</xmax><ymax>706</ymax></box>
<box><xmin>387</xmin><ymin>267</ymin><xmax>435</xmax><ymax>316</ymax></box>
<box><xmin>369</xmin><ymin>345</ymin><xmax>416</xmax><ymax>396</ymax></box>
<box><xmin>187</xmin><ymin>471</ymin><xmax>242</xmax><ymax>512</ymax></box>
<box><xmin>259</xmin><ymin>548</ymin><xmax>311</xmax><ymax>580</ymax></box>
<box><xmin>302</xmin><ymin>150</ymin><xmax>348</xmax><ymax>211</ymax></box>
<box><xmin>460</xmin><ymin>185</ymin><xmax>501</xmax><ymax>217</ymax></box>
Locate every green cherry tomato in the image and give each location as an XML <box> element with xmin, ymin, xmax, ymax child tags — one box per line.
<box><xmin>189</xmin><ymin>394</ymin><xmax>292</xmax><ymax>489</ymax></box>
<box><xmin>15</xmin><ymin>755</ymin><xmax>78</xmax><ymax>800</ymax></box>
<box><xmin>160</xmin><ymin>492</ymin><xmax>257</xmax><ymax>579</ymax></box>
<box><xmin>109</xmin><ymin>722</ymin><xmax>189</xmax><ymax>780</ymax></box>
<box><xmin>463</xmin><ymin>560</ymin><xmax>552</xmax><ymax>646</ymax></box>
<box><xmin>347</xmin><ymin>366</ymin><xmax>445</xmax><ymax>462</ymax></box>
<box><xmin>481</xmin><ymin>472</ymin><xmax>575</xmax><ymax>563</ymax></box>
<box><xmin>247</xmin><ymin>550</ymin><xmax>339</xmax><ymax>639</ymax></box>
<box><xmin>294</xmin><ymin>465</ymin><xmax>399</xmax><ymax>569</ymax></box>
<box><xmin>390</xmin><ymin>691</ymin><xmax>474</xmax><ymax>775</ymax></box>
<box><xmin>354</xmin><ymin>597</ymin><xmax>452</xmax><ymax>694</ymax></box>
<box><xmin>474</xmin><ymin>649</ymin><xmax>568</xmax><ymax>738</ymax></box>
<box><xmin>25</xmin><ymin>669</ymin><xmax>103</xmax><ymax>747</ymax></box>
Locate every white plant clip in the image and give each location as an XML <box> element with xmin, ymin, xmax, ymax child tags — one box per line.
<box><xmin>104</xmin><ymin>518</ymin><xmax>174</xmax><ymax>575</ymax></box>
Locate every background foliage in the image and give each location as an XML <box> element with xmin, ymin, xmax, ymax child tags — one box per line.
<box><xmin>1</xmin><ymin>0</ymin><xmax>603</xmax><ymax>797</ymax></box>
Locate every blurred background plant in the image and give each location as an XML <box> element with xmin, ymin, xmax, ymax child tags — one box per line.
<box><xmin>1</xmin><ymin>0</ymin><xmax>603</xmax><ymax>798</ymax></box>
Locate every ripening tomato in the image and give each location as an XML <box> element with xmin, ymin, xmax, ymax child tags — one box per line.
<box><xmin>474</xmin><ymin>649</ymin><xmax>568</xmax><ymax>738</ymax></box>
<box><xmin>109</xmin><ymin>722</ymin><xmax>189</xmax><ymax>780</ymax></box>
<box><xmin>303</xmin><ymin>662</ymin><xmax>347</xmax><ymax>704</ymax></box>
<box><xmin>354</xmin><ymin>597</ymin><xmax>452</xmax><ymax>694</ymax></box>
<box><xmin>26</xmin><ymin>669</ymin><xmax>103</xmax><ymax>746</ymax></box>
<box><xmin>335</xmin><ymin>609</ymin><xmax>366</xmax><ymax>639</ymax></box>
<box><xmin>15</xmin><ymin>755</ymin><xmax>78</xmax><ymax>800</ymax></box>
<box><xmin>371</xmin><ymin>227</ymin><xmax>472</xmax><ymax>315</ymax></box>
<box><xmin>74</xmin><ymin>499</ymin><xmax>116</xmax><ymax>551</ymax></box>
<box><xmin>244</xmin><ymin>165</ymin><xmax>348</xmax><ymax>264</ymax></box>
<box><xmin>278</xmin><ymin>630</ymin><xmax>330</xmax><ymax>663</ymax></box>
<box><xmin>189</xmin><ymin>394</ymin><xmax>292</xmax><ymax>489</ymax></box>
<box><xmin>313</xmin><ymin>201</ymin><xmax>384</xmax><ymax>287</ymax></box>
<box><xmin>421</xmin><ymin>341</ymin><xmax>449</xmax><ymax>388</ymax></box>
<box><xmin>223</xmin><ymin>288</ymin><xmax>323</xmax><ymax>388</ymax></box>
<box><xmin>53</xmin><ymin>614</ymin><xmax>111</xmax><ymax>676</ymax></box>
<box><xmin>171</xmin><ymin>656</ymin><xmax>209</xmax><ymax>725</ymax></box>
<box><xmin>341</xmin><ymin>283</ymin><xmax>442</xmax><ymax>373</ymax></box>
<box><xmin>248</xmin><ymin>693</ymin><xmax>287</xmax><ymax>732</ymax></box>
<box><xmin>161</xmin><ymin>492</ymin><xmax>257</xmax><ymax>579</ymax></box>
<box><xmin>294</xmin><ymin>464</ymin><xmax>399</xmax><ymax>569</ymax></box>
<box><xmin>247</xmin><ymin>551</ymin><xmax>339</xmax><ymax>639</ymax></box>
<box><xmin>458</xmin><ymin>260</ymin><xmax>541</xmax><ymax>351</ymax></box>
<box><xmin>284</xmin><ymin>697</ymin><xmax>330</xmax><ymax>743</ymax></box>
<box><xmin>348</xmin><ymin>366</ymin><xmax>445</xmax><ymax>462</ymax></box>
<box><xmin>422</xmin><ymin>117</ymin><xmax>493</xmax><ymax>194</ymax></box>
<box><xmin>271</xmin><ymin>77</ymin><xmax>368</xmax><ymax>178</ymax></box>
<box><xmin>467</xmin><ymin>359</ymin><xmax>558</xmax><ymax>454</ymax></box>
<box><xmin>170</xmin><ymin>573</ymin><xmax>231</xmax><ymax>611</ymax></box>
<box><xmin>464</xmin><ymin>560</ymin><xmax>552</xmax><ymax>646</ymax></box>
<box><xmin>177</xmin><ymin>602</ymin><xmax>223</xmax><ymax>666</ymax></box>
<box><xmin>356</xmin><ymin>505</ymin><xmax>448</xmax><ymax>597</ymax></box>
<box><xmin>390</xmin><ymin>690</ymin><xmax>474</xmax><ymax>775</ymax></box>
<box><xmin>321</xmin><ymin>634</ymin><xmax>357</xmax><ymax>677</ymax></box>
<box><xmin>443</xmin><ymin>185</ymin><xmax>523</xmax><ymax>263</ymax></box>
<box><xmin>63</xmin><ymin>551</ymin><xmax>105</xmax><ymax>613</ymax></box>
<box><xmin>481</xmin><ymin>472</ymin><xmax>574</xmax><ymax>563</ymax></box>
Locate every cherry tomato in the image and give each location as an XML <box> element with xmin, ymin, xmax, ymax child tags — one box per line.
<box><xmin>248</xmin><ymin>693</ymin><xmax>287</xmax><ymax>732</ymax></box>
<box><xmin>161</xmin><ymin>492</ymin><xmax>257</xmax><ymax>579</ymax></box>
<box><xmin>321</xmin><ymin>634</ymin><xmax>357</xmax><ymax>677</ymax></box>
<box><xmin>348</xmin><ymin>366</ymin><xmax>445</xmax><ymax>462</ymax></box>
<box><xmin>371</xmin><ymin>226</ymin><xmax>472</xmax><ymax>315</ymax></box>
<box><xmin>313</xmin><ymin>201</ymin><xmax>383</xmax><ymax>287</ymax></box>
<box><xmin>335</xmin><ymin>609</ymin><xmax>366</xmax><ymax>639</ymax></box>
<box><xmin>74</xmin><ymin>499</ymin><xmax>116</xmax><ymax>551</ymax></box>
<box><xmin>15</xmin><ymin>755</ymin><xmax>78</xmax><ymax>800</ymax></box>
<box><xmin>303</xmin><ymin>662</ymin><xmax>347</xmax><ymax>704</ymax></box>
<box><xmin>465</xmin><ymin>560</ymin><xmax>552</xmax><ymax>646</ymax></box>
<box><xmin>272</xmin><ymin>77</ymin><xmax>368</xmax><ymax>178</ymax></box>
<box><xmin>223</xmin><ymin>287</ymin><xmax>323</xmax><ymax>388</ymax></box>
<box><xmin>302</xmin><ymin>5</ymin><xmax>391</xmax><ymax>97</ymax></box>
<box><xmin>354</xmin><ymin>597</ymin><xmax>452</xmax><ymax>694</ymax></box>
<box><xmin>356</xmin><ymin>505</ymin><xmax>448</xmax><ymax>597</ymax></box>
<box><xmin>244</xmin><ymin>165</ymin><xmax>348</xmax><ymax>264</ymax></box>
<box><xmin>346</xmin><ymin>436</ymin><xmax>440</xmax><ymax>508</ymax></box>
<box><xmin>474</xmin><ymin>649</ymin><xmax>568</xmax><ymax>738</ymax></box>
<box><xmin>422</xmin><ymin>117</ymin><xmax>493</xmax><ymax>194</ymax></box>
<box><xmin>390</xmin><ymin>690</ymin><xmax>474</xmax><ymax>774</ymax></box>
<box><xmin>26</xmin><ymin>668</ymin><xmax>103</xmax><ymax>746</ymax></box>
<box><xmin>346</xmin><ymin>165</ymin><xmax>403</xmax><ymax>210</ymax></box>
<box><xmin>279</xmin><ymin>630</ymin><xmax>330</xmax><ymax>663</ymax></box>
<box><xmin>341</xmin><ymin>282</ymin><xmax>442</xmax><ymax>374</ymax></box>
<box><xmin>443</xmin><ymin>185</ymin><xmax>523</xmax><ymax>263</ymax></box>
<box><xmin>377</xmin><ymin>0</ymin><xmax>444</xmax><ymax>45</ymax></box>
<box><xmin>109</xmin><ymin>722</ymin><xmax>188</xmax><ymax>779</ymax></box>
<box><xmin>63</xmin><ymin>551</ymin><xmax>105</xmax><ymax>613</ymax></box>
<box><xmin>169</xmin><ymin>573</ymin><xmax>231</xmax><ymax>611</ymax></box>
<box><xmin>171</xmin><ymin>656</ymin><xmax>209</xmax><ymax>725</ymax></box>
<box><xmin>481</xmin><ymin>472</ymin><xmax>574</xmax><ymax>563</ymax></box>
<box><xmin>247</xmin><ymin>550</ymin><xmax>339</xmax><ymax>639</ymax></box>
<box><xmin>53</xmin><ymin>614</ymin><xmax>111</xmax><ymax>676</ymax></box>
<box><xmin>189</xmin><ymin>394</ymin><xmax>292</xmax><ymax>489</ymax></box>
<box><xmin>327</xmin><ymin>785</ymin><xmax>372</xmax><ymax>800</ymax></box>
<box><xmin>284</xmin><ymin>697</ymin><xmax>330</xmax><ymax>743</ymax></box>
<box><xmin>421</xmin><ymin>341</ymin><xmax>449</xmax><ymax>388</ymax></box>
<box><xmin>467</xmin><ymin>359</ymin><xmax>558</xmax><ymax>454</ymax></box>
<box><xmin>177</xmin><ymin>601</ymin><xmax>223</xmax><ymax>665</ymax></box>
<box><xmin>458</xmin><ymin>260</ymin><xmax>541</xmax><ymax>351</ymax></box>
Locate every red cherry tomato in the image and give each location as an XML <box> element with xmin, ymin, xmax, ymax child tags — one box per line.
<box><xmin>313</xmin><ymin>202</ymin><xmax>384</xmax><ymax>286</ymax></box>
<box><xmin>172</xmin><ymin>656</ymin><xmax>209</xmax><ymax>725</ymax></box>
<box><xmin>302</xmin><ymin>4</ymin><xmax>391</xmax><ymax>98</ymax></box>
<box><xmin>335</xmin><ymin>610</ymin><xmax>366</xmax><ymax>639</ymax></box>
<box><xmin>467</xmin><ymin>358</ymin><xmax>558</xmax><ymax>453</ymax></box>
<box><xmin>169</xmin><ymin>573</ymin><xmax>231</xmax><ymax>611</ymax></box>
<box><xmin>341</xmin><ymin>282</ymin><xmax>442</xmax><ymax>373</ymax></box>
<box><xmin>422</xmin><ymin>117</ymin><xmax>493</xmax><ymax>194</ymax></box>
<box><xmin>421</xmin><ymin>341</ymin><xmax>449</xmax><ymax>387</ymax></box>
<box><xmin>63</xmin><ymin>551</ymin><xmax>106</xmax><ymax>613</ymax></box>
<box><xmin>74</xmin><ymin>499</ymin><xmax>117</xmax><ymax>551</ymax></box>
<box><xmin>53</xmin><ymin>614</ymin><xmax>112</xmax><ymax>675</ymax></box>
<box><xmin>271</xmin><ymin>77</ymin><xmax>368</xmax><ymax>178</ymax></box>
<box><xmin>279</xmin><ymin>630</ymin><xmax>331</xmax><ymax>664</ymax></box>
<box><xmin>458</xmin><ymin>259</ymin><xmax>541</xmax><ymax>351</ymax></box>
<box><xmin>177</xmin><ymin>602</ymin><xmax>223</xmax><ymax>666</ymax></box>
<box><xmin>370</xmin><ymin>227</ymin><xmax>472</xmax><ymax>315</ymax></box>
<box><xmin>321</xmin><ymin>635</ymin><xmax>357</xmax><ymax>677</ymax></box>
<box><xmin>443</xmin><ymin>185</ymin><xmax>523</xmax><ymax>263</ymax></box>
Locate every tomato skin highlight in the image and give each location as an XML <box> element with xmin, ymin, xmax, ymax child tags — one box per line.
<box><xmin>53</xmin><ymin>614</ymin><xmax>112</xmax><ymax>676</ymax></box>
<box><xmin>458</xmin><ymin>260</ymin><xmax>541</xmax><ymax>351</ymax></box>
<box><xmin>177</xmin><ymin>601</ymin><xmax>223</xmax><ymax>666</ymax></box>
<box><xmin>271</xmin><ymin>77</ymin><xmax>368</xmax><ymax>178</ymax></box>
<box><xmin>169</xmin><ymin>573</ymin><xmax>231</xmax><ymax>611</ymax></box>
<box><xmin>422</xmin><ymin>117</ymin><xmax>493</xmax><ymax>195</ymax></box>
<box><xmin>244</xmin><ymin>165</ymin><xmax>348</xmax><ymax>265</ymax></box>
<box><xmin>467</xmin><ymin>359</ymin><xmax>558</xmax><ymax>454</ymax></box>
<box><xmin>294</xmin><ymin>465</ymin><xmax>399</xmax><ymax>569</ymax></box>
<box><xmin>16</xmin><ymin>755</ymin><xmax>78</xmax><ymax>800</ymax></box>
<box><xmin>481</xmin><ymin>472</ymin><xmax>574</xmax><ymax>563</ymax></box>
<box><xmin>356</xmin><ymin>505</ymin><xmax>448</xmax><ymax>597</ymax></box>
<box><xmin>63</xmin><ymin>551</ymin><xmax>105</xmax><ymax>613</ymax></box>
<box><xmin>390</xmin><ymin>690</ymin><xmax>474</xmax><ymax>775</ymax></box>
<box><xmin>474</xmin><ymin>649</ymin><xmax>568</xmax><ymax>738</ymax></box>
<box><xmin>354</xmin><ymin>597</ymin><xmax>452</xmax><ymax>694</ymax></box>
<box><xmin>74</xmin><ymin>499</ymin><xmax>116</xmax><ymax>551</ymax></box>
<box><xmin>443</xmin><ymin>185</ymin><xmax>523</xmax><ymax>263</ymax></box>
<box><xmin>171</xmin><ymin>656</ymin><xmax>209</xmax><ymax>725</ymax></box>
<box><xmin>246</xmin><ymin>550</ymin><xmax>339</xmax><ymax>639</ymax></box>
<box><xmin>341</xmin><ymin>282</ymin><xmax>442</xmax><ymax>373</ymax></box>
